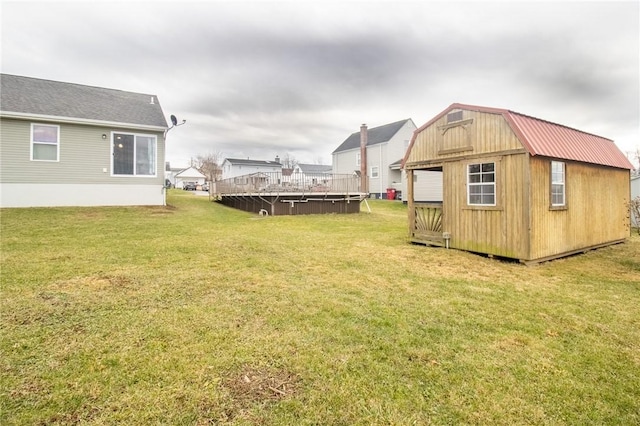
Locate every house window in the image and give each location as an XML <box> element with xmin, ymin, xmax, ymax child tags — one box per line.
<box><xmin>112</xmin><ymin>133</ymin><xmax>156</xmax><ymax>176</ymax></box>
<box><xmin>31</xmin><ymin>124</ymin><xmax>59</xmax><ymax>161</ymax></box>
<box><xmin>467</xmin><ymin>162</ymin><xmax>495</xmax><ymax>205</ymax></box>
<box><xmin>371</xmin><ymin>166</ymin><xmax>379</xmax><ymax>178</ymax></box>
<box><xmin>356</xmin><ymin>152</ymin><xmax>361</xmax><ymax>166</ymax></box>
<box><xmin>551</xmin><ymin>161</ymin><xmax>565</xmax><ymax>206</ymax></box>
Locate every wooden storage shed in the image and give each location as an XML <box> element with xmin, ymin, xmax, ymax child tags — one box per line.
<box><xmin>402</xmin><ymin>103</ymin><xmax>634</xmax><ymax>264</ymax></box>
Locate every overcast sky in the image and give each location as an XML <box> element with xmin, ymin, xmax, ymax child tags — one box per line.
<box><xmin>2</xmin><ymin>0</ymin><xmax>639</xmax><ymax>168</ymax></box>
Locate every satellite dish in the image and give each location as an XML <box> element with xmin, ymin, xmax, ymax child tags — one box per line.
<box><xmin>165</xmin><ymin>113</ymin><xmax>186</xmax><ymax>137</ymax></box>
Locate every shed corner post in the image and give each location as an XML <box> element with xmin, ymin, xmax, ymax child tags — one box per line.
<box><xmin>407</xmin><ymin>168</ymin><xmax>415</xmax><ymax>238</ymax></box>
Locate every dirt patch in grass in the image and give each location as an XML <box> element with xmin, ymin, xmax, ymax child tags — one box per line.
<box><xmin>222</xmin><ymin>366</ymin><xmax>300</xmax><ymax>405</ymax></box>
<box><xmin>143</xmin><ymin>205</ymin><xmax>178</xmax><ymax>215</ymax></box>
<box><xmin>50</xmin><ymin>274</ymin><xmax>134</xmax><ymax>293</ymax></box>
<box><xmin>204</xmin><ymin>366</ymin><xmax>301</xmax><ymax>424</ymax></box>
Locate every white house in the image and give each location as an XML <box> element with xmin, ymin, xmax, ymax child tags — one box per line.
<box><xmin>332</xmin><ymin>119</ymin><xmax>442</xmax><ymax>200</ymax></box>
<box><xmin>173</xmin><ymin>166</ymin><xmax>206</xmax><ymax>189</ymax></box>
<box><xmin>293</xmin><ymin>163</ymin><xmax>332</xmax><ymax>175</ymax></box>
<box><xmin>291</xmin><ymin>163</ymin><xmax>332</xmax><ymax>186</ymax></box>
<box><xmin>221</xmin><ymin>158</ymin><xmax>283</xmax><ymax>180</ymax></box>
<box><xmin>165</xmin><ymin>162</ymin><xmax>184</xmax><ymax>187</ymax></box>
<box><xmin>0</xmin><ymin>74</ymin><xmax>168</xmax><ymax>207</ymax></box>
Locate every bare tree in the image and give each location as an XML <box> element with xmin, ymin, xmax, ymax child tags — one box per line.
<box><xmin>631</xmin><ymin>196</ymin><xmax>640</xmax><ymax>235</ymax></box>
<box><xmin>280</xmin><ymin>152</ymin><xmax>298</xmax><ymax>169</ymax></box>
<box><xmin>626</xmin><ymin>148</ymin><xmax>640</xmax><ymax>170</ymax></box>
<box><xmin>313</xmin><ymin>155</ymin><xmax>327</xmax><ymax>165</ymax></box>
<box><xmin>193</xmin><ymin>152</ymin><xmax>223</xmax><ymax>182</ymax></box>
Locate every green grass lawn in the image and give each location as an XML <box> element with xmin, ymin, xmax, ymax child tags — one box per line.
<box><xmin>2</xmin><ymin>190</ymin><xmax>639</xmax><ymax>425</ymax></box>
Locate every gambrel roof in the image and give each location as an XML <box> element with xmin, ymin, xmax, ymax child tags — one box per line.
<box><xmin>333</xmin><ymin>119</ymin><xmax>412</xmax><ymax>153</ymax></box>
<box><xmin>0</xmin><ymin>74</ymin><xmax>167</xmax><ymax>129</ymax></box>
<box><xmin>405</xmin><ymin>103</ymin><xmax>633</xmax><ymax>170</ymax></box>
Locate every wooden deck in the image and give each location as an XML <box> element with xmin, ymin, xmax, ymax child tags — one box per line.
<box><xmin>212</xmin><ymin>172</ymin><xmax>367</xmax><ymax>215</ymax></box>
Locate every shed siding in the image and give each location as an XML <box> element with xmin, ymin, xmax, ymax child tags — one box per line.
<box><xmin>444</xmin><ymin>153</ymin><xmax>529</xmax><ymax>259</ymax></box>
<box><xmin>0</xmin><ymin>118</ymin><xmax>165</xmax><ymax>186</ymax></box>
<box><xmin>405</xmin><ymin>110</ymin><xmax>524</xmax><ymax>168</ymax></box>
<box><xmin>528</xmin><ymin>157</ymin><xmax>630</xmax><ymax>260</ymax></box>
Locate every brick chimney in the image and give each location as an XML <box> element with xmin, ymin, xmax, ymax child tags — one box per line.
<box><xmin>360</xmin><ymin>124</ymin><xmax>368</xmax><ymax>193</ymax></box>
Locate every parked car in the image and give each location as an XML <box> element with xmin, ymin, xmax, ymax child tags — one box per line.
<box><xmin>183</xmin><ymin>182</ymin><xmax>197</xmax><ymax>191</ymax></box>
<box><xmin>201</xmin><ymin>183</ymin><xmax>209</xmax><ymax>191</ymax></box>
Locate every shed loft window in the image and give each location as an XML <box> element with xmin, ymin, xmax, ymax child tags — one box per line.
<box><xmin>447</xmin><ymin>111</ymin><xmax>463</xmax><ymax>123</ymax></box>
<box><xmin>467</xmin><ymin>162</ymin><xmax>495</xmax><ymax>205</ymax></box>
<box><xmin>551</xmin><ymin>161</ymin><xmax>565</xmax><ymax>206</ymax></box>
<box><xmin>112</xmin><ymin>133</ymin><xmax>156</xmax><ymax>176</ymax></box>
<box><xmin>31</xmin><ymin>123</ymin><xmax>59</xmax><ymax>161</ymax></box>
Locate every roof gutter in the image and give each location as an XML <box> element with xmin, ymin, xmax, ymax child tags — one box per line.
<box><xmin>0</xmin><ymin>110</ymin><xmax>167</xmax><ymax>132</ymax></box>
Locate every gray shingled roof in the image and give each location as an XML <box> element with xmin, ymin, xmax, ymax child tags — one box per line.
<box><xmin>0</xmin><ymin>74</ymin><xmax>167</xmax><ymax>128</ymax></box>
<box><xmin>224</xmin><ymin>158</ymin><xmax>283</xmax><ymax>167</ymax></box>
<box><xmin>297</xmin><ymin>163</ymin><xmax>332</xmax><ymax>173</ymax></box>
<box><xmin>332</xmin><ymin>119</ymin><xmax>411</xmax><ymax>154</ymax></box>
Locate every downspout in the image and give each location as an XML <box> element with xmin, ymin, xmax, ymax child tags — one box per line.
<box><xmin>380</xmin><ymin>143</ymin><xmax>383</xmax><ymax>198</ymax></box>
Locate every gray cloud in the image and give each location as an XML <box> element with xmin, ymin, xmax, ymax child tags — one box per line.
<box><xmin>2</xmin><ymin>1</ymin><xmax>638</xmax><ymax>166</ymax></box>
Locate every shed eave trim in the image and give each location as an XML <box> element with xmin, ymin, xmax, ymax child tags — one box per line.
<box><xmin>0</xmin><ymin>110</ymin><xmax>167</xmax><ymax>132</ymax></box>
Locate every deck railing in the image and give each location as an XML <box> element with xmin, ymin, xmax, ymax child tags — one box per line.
<box><xmin>213</xmin><ymin>172</ymin><xmax>362</xmax><ymax>196</ymax></box>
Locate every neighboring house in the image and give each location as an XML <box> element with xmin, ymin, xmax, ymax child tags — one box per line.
<box><xmin>173</xmin><ymin>166</ymin><xmax>206</xmax><ymax>189</ymax></box>
<box><xmin>165</xmin><ymin>162</ymin><xmax>185</xmax><ymax>187</ymax></box>
<box><xmin>0</xmin><ymin>74</ymin><xmax>168</xmax><ymax>207</ymax></box>
<box><xmin>292</xmin><ymin>163</ymin><xmax>332</xmax><ymax>187</ymax></box>
<box><xmin>293</xmin><ymin>163</ymin><xmax>332</xmax><ymax>175</ymax></box>
<box><xmin>332</xmin><ymin>119</ymin><xmax>419</xmax><ymax>199</ymax></box>
<box><xmin>403</xmin><ymin>103</ymin><xmax>634</xmax><ymax>264</ymax></box>
<box><xmin>221</xmin><ymin>157</ymin><xmax>283</xmax><ymax>180</ymax></box>
<box><xmin>632</xmin><ymin>172</ymin><xmax>640</xmax><ymax>228</ymax></box>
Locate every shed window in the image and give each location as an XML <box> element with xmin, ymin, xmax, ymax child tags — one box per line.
<box><xmin>31</xmin><ymin>123</ymin><xmax>59</xmax><ymax>161</ymax></box>
<box><xmin>467</xmin><ymin>162</ymin><xmax>495</xmax><ymax>205</ymax></box>
<box><xmin>447</xmin><ymin>111</ymin><xmax>463</xmax><ymax>123</ymax></box>
<box><xmin>551</xmin><ymin>161</ymin><xmax>565</xmax><ymax>206</ymax></box>
<box><xmin>112</xmin><ymin>133</ymin><xmax>156</xmax><ymax>176</ymax></box>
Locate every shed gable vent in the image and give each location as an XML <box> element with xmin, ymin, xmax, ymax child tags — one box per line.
<box><xmin>447</xmin><ymin>111</ymin><xmax>463</xmax><ymax>123</ymax></box>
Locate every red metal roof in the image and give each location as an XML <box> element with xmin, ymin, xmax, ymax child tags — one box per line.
<box><xmin>406</xmin><ymin>103</ymin><xmax>634</xmax><ymax>170</ymax></box>
<box><xmin>504</xmin><ymin>109</ymin><xmax>633</xmax><ymax>170</ymax></box>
